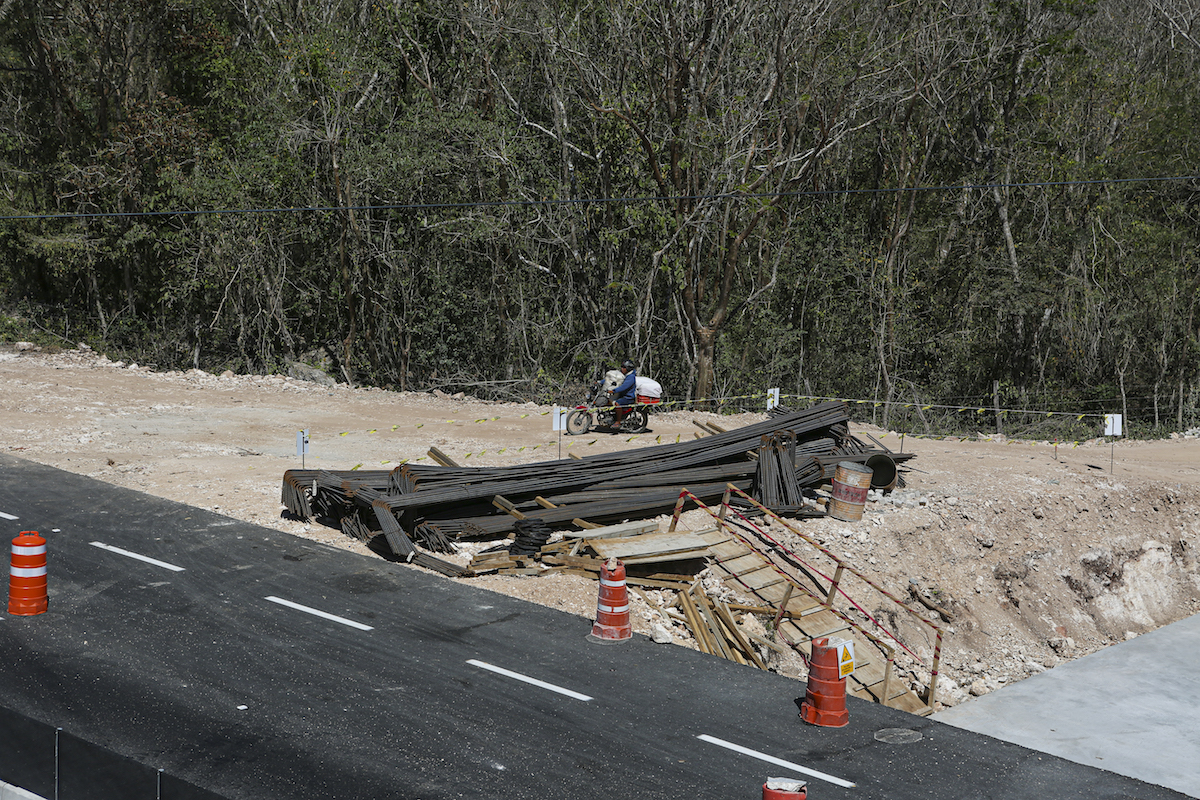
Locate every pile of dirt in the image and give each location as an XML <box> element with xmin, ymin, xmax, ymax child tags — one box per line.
<box><xmin>3</xmin><ymin>343</ymin><xmax>1198</xmax><ymax>710</ymax></box>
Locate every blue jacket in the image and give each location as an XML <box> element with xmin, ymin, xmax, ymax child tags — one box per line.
<box><xmin>613</xmin><ymin>370</ymin><xmax>637</xmax><ymax>405</ymax></box>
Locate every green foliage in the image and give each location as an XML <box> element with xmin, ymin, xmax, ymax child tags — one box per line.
<box><xmin>0</xmin><ymin>0</ymin><xmax>1197</xmax><ymax>431</ymax></box>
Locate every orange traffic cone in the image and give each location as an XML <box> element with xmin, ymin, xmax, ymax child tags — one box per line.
<box><xmin>763</xmin><ymin>778</ymin><xmax>808</xmax><ymax>799</ymax></box>
<box><xmin>799</xmin><ymin>637</ymin><xmax>849</xmax><ymax>727</ymax></box>
<box><xmin>588</xmin><ymin>558</ymin><xmax>632</xmax><ymax>643</ymax></box>
<box><xmin>9</xmin><ymin>531</ymin><xmax>48</xmax><ymax>616</ymax></box>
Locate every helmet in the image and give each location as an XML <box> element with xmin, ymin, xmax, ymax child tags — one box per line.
<box><xmin>621</xmin><ymin>359</ymin><xmax>635</xmax><ymax>370</ymax></box>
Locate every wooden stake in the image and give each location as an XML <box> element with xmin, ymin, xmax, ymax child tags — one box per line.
<box><xmin>716</xmin><ymin>601</ymin><xmax>766</xmax><ymax>669</ymax></box>
<box><xmin>825</xmin><ymin>565</ymin><xmax>844</xmax><ymax>607</ymax></box>
<box><xmin>427</xmin><ymin>446</ymin><xmax>460</xmax><ymax>467</ymax></box>
<box><xmin>774</xmin><ymin>585</ymin><xmax>795</xmax><ymax>630</ymax></box>
<box><xmin>491</xmin><ymin>495</ymin><xmax>527</xmax><ymax>520</ymax></box>
<box><xmin>677</xmin><ymin>590</ymin><xmax>711</xmax><ymax>655</ymax></box>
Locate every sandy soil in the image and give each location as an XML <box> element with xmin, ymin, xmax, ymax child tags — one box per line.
<box><xmin>3</xmin><ymin>343</ymin><xmax>1199</xmax><ymax>709</ymax></box>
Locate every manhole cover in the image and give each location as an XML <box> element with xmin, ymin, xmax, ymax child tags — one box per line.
<box><xmin>874</xmin><ymin>728</ymin><xmax>923</xmax><ymax>744</ymax></box>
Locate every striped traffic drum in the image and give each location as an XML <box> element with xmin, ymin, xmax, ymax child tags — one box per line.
<box><xmin>9</xmin><ymin>531</ymin><xmax>48</xmax><ymax>615</ymax></box>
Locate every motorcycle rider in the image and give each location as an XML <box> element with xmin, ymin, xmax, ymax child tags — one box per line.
<box><xmin>611</xmin><ymin>359</ymin><xmax>637</xmax><ymax>424</ymax></box>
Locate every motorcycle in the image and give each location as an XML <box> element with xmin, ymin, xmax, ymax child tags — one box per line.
<box><xmin>563</xmin><ymin>373</ymin><xmax>659</xmax><ymax>435</ymax></box>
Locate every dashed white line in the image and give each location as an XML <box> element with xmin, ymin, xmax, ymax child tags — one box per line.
<box><xmin>697</xmin><ymin>734</ymin><xmax>856</xmax><ymax>788</ymax></box>
<box><xmin>264</xmin><ymin>596</ymin><xmax>374</xmax><ymax>631</ymax></box>
<box><xmin>90</xmin><ymin>541</ymin><xmax>185</xmax><ymax>572</ymax></box>
<box><xmin>0</xmin><ymin>511</ymin><xmax>18</xmax><ymax>520</ymax></box>
<box><xmin>466</xmin><ymin>659</ymin><xmax>593</xmax><ymax>701</ymax></box>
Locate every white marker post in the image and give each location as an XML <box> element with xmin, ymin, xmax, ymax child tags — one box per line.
<box><xmin>766</xmin><ymin>387</ymin><xmax>781</xmax><ymax>412</ymax></box>
<box><xmin>296</xmin><ymin>429</ymin><xmax>310</xmax><ymax>469</ymax></box>
<box><xmin>1104</xmin><ymin>414</ymin><xmax>1122</xmax><ymax>473</ymax></box>
<box><xmin>552</xmin><ymin>405</ymin><xmax>566</xmax><ymax>459</ymax></box>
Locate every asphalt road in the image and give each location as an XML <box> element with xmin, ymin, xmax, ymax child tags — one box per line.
<box><xmin>0</xmin><ymin>453</ymin><xmax>1186</xmax><ymax>800</ymax></box>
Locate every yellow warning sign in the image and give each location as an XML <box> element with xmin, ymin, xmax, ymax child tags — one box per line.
<box><xmin>836</xmin><ymin>641</ymin><xmax>855</xmax><ymax>678</ymax></box>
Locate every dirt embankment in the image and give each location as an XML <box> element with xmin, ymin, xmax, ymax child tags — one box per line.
<box><xmin>3</xmin><ymin>343</ymin><xmax>1199</xmax><ymax>709</ymax></box>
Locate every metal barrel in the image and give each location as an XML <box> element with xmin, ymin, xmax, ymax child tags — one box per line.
<box><xmin>829</xmin><ymin>461</ymin><xmax>873</xmax><ymax>522</ymax></box>
<box><xmin>865</xmin><ymin>453</ymin><xmax>898</xmax><ymax>492</ymax></box>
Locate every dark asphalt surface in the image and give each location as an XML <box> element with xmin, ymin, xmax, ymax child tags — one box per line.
<box><xmin>0</xmin><ymin>453</ymin><xmax>1186</xmax><ymax>800</ymax></box>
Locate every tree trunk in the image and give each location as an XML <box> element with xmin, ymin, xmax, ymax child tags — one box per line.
<box><xmin>994</xmin><ymin>379</ymin><xmax>1003</xmax><ymax>435</ymax></box>
<box><xmin>694</xmin><ymin>327</ymin><xmax>717</xmax><ymax>404</ymax></box>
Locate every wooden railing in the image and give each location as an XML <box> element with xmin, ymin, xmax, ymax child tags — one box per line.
<box><xmin>669</xmin><ymin>483</ymin><xmax>945</xmax><ymax>711</ymax></box>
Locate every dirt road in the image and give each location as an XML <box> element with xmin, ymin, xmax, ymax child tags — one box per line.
<box><xmin>3</xmin><ymin>344</ymin><xmax>1198</xmax><ymax>708</ymax></box>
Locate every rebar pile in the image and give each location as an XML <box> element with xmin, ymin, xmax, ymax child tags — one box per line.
<box><xmin>280</xmin><ymin>401</ymin><xmax>914</xmax><ymax>573</ymax></box>
<box><xmin>509</xmin><ymin>519</ymin><xmax>553</xmax><ymax>556</ymax></box>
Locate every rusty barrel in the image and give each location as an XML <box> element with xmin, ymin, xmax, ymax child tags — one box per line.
<box><xmin>865</xmin><ymin>453</ymin><xmax>898</xmax><ymax>492</ymax></box>
<box><xmin>829</xmin><ymin>461</ymin><xmax>873</xmax><ymax>522</ymax></box>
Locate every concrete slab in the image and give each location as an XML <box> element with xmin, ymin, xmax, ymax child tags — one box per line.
<box><xmin>935</xmin><ymin>613</ymin><xmax>1200</xmax><ymax>798</ymax></box>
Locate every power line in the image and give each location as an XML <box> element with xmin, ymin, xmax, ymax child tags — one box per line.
<box><xmin>1</xmin><ymin>174</ymin><xmax>1196</xmax><ymax>223</ymax></box>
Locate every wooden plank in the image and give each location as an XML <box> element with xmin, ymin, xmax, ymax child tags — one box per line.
<box><xmin>620</xmin><ymin>547</ymin><xmax>712</xmax><ymax>565</ymax></box>
<box><xmin>710</xmin><ymin>542</ymin><xmax>753</xmax><ymax>561</ymax></box>
<box><xmin>752</xmin><ymin>581</ymin><xmax>794</xmax><ymax>605</ymax></box>
<box><xmin>678</xmin><ymin>590</ymin><xmax>713</xmax><ymax>655</ymax></box>
<box><xmin>565</xmin><ymin>520</ymin><xmax>658</xmax><ymax>540</ymax></box>
<box><xmin>852</xmin><ymin>677</ymin><xmax>910</xmax><ymax>704</ymax></box>
<box><xmin>427</xmin><ymin>446</ymin><xmax>460</xmax><ymax>467</ymax></box>
<box><xmin>625</xmin><ymin>576</ymin><xmax>692</xmax><ymax>591</ymax></box>
<box><xmin>589</xmin><ymin>530</ymin><xmax>719</xmax><ymax>560</ymax></box>
<box><xmin>492</xmin><ymin>495</ymin><xmax>527</xmax><ymax>520</ymax></box>
<box><xmin>556</xmin><ymin>568</ymin><xmax>597</xmax><ymax>580</ymax></box>
<box><xmin>636</xmin><ymin>571</ymin><xmax>698</xmax><ymax>582</ymax></box>
<box><xmin>724</xmin><ymin>602</ymin><xmax>822</xmax><ymax>620</ymax></box>
<box><xmin>887</xmin><ymin>692</ymin><xmax>934</xmax><ymax>716</ymax></box>
<box><xmin>744</xmin><ymin>629</ymin><xmax>792</xmax><ymax>656</ymax></box>
<box><xmin>714</xmin><ymin>553</ymin><xmax>767</xmax><ymax>574</ymax></box>
<box><xmin>693</xmin><ymin>591</ymin><xmax>739</xmax><ymax>663</ymax></box>
<box><xmin>736</xmin><ymin>565</ymin><xmax>787</xmax><ymax>591</ymax></box>
<box><xmin>471</xmin><ymin>553</ymin><xmax>516</xmax><ymax>565</ymax></box>
<box><xmin>541</xmin><ymin>553</ymin><xmax>604</xmax><ymax>571</ymax></box>
<box><xmin>807</xmin><ymin>623</ymin><xmax>851</xmax><ymax>639</ymax></box>
<box><xmin>696</xmin><ymin>529</ymin><xmax>731</xmax><ymax>546</ymax></box>
<box><xmin>715</xmin><ymin>601</ymin><xmax>766</xmax><ymax>669</ymax></box>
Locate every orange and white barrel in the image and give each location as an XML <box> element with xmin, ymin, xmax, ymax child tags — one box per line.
<box><xmin>799</xmin><ymin>637</ymin><xmax>849</xmax><ymax>727</ymax></box>
<box><xmin>9</xmin><ymin>531</ymin><xmax>48</xmax><ymax>616</ymax></box>
<box><xmin>589</xmin><ymin>558</ymin><xmax>632</xmax><ymax>642</ymax></box>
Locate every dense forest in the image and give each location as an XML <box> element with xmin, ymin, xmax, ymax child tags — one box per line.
<box><xmin>1</xmin><ymin>0</ymin><xmax>1197</xmax><ymax>436</ymax></box>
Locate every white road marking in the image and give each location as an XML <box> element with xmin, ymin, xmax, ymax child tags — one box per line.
<box><xmin>466</xmin><ymin>659</ymin><xmax>593</xmax><ymax>701</ymax></box>
<box><xmin>264</xmin><ymin>596</ymin><xmax>374</xmax><ymax>631</ymax></box>
<box><xmin>90</xmin><ymin>541</ymin><xmax>185</xmax><ymax>572</ymax></box>
<box><xmin>0</xmin><ymin>511</ymin><xmax>18</xmax><ymax>520</ymax></box>
<box><xmin>697</xmin><ymin>734</ymin><xmax>856</xmax><ymax>788</ymax></box>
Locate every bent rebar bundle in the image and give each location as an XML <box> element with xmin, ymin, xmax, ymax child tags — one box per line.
<box><xmin>280</xmin><ymin>401</ymin><xmax>915</xmax><ymax>572</ymax></box>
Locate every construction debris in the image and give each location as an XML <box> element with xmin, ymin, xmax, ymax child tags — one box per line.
<box><xmin>280</xmin><ymin>401</ymin><xmax>914</xmax><ymax>569</ymax></box>
<box><xmin>275</xmin><ymin>400</ymin><xmax>933</xmax><ymax>711</ymax></box>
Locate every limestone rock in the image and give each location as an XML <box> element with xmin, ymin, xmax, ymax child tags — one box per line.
<box><xmin>651</xmin><ymin>624</ymin><xmax>674</xmax><ymax>644</ymax></box>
